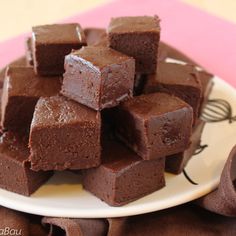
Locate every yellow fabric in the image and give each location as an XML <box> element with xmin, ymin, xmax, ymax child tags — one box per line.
<box><xmin>0</xmin><ymin>0</ymin><xmax>235</xmax><ymax>42</ymax></box>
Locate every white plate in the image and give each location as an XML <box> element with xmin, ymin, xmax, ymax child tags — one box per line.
<box><xmin>0</xmin><ymin>77</ymin><xmax>235</xmax><ymax>218</ymax></box>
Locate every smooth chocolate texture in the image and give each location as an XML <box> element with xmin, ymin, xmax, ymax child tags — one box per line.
<box><xmin>166</xmin><ymin>119</ymin><xmax>206</xmax><ymax>174</ymax></box>
<box><xmin>32</xmin><ymin>23</ymin><xmax>86</xmax><ymax>75</ymax></box>
<box><xmin>29</xmin><ymin>95</ymin><xmax>101</xmax><ymax>171</ymax></box>
<box><xmin>144</xmin><ymin>62</ymin><xmax>202</xmax><ymax>122</ymax></box>
<box><xmin>198</xmin><ymin>70</ymin><xmax>214</xmax><ymax>114</ymax></box>
<box><xmin>1</xmin><ymin>66</ymin><xmax>61</xmax><ymax>131</ymax></box>
<box><xmin>108</xmin><ymin>16</ymin><xmax>160</xmax><ymax>74</ymax></box>
<box><xmin>158</xmin><ymin>41</ymin><xmax>199</xmax><ymax>66</ymax></box>
<box><xmin>62</xmin><ymin>46</ymin><xmax>135</xmax><ymax>111</ymax></box>
<box><xmin>84</xmin><ymin>27</ymin><xmax>108</xmax><ymax>46</ymax></box>
<box><xmin>25</xmin><ymin>37</ymin><xmax>34</xmax><ymax>66</ymax></box>
<box><xmin>42</xmin><ymin>217</ymin><xmax>108</xmax><ymax>236</ymax></box>
<box><xmin>83</xmin><ymin>140</ymin><xmax>165</xmax><ymax>206</ymax></box>
<box><xmin>0</xmin><ymin>132</ymin><xmax>52</xmax><ymax>196</ymax></box>
<box><xmin>0</xmin><ymin>56</ymin><xmax>27</xmax><ymax>87</ymax></box>
<box><xmin>110</xmin><ymin>92</ymin><xmax>193</xmax><ymax>160</ymax></box>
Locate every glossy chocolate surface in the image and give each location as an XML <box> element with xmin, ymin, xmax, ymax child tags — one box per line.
<box><xmin>1</xmin><ymin>66</ymin><xmax>61</xmax><ymax>131</ymax></box>
<box><xmin>32</xmin><ymin>23</ymin><xmax>86</xmax><ymax>45</ymax></box>
<box><xmin>29</xmin><ymin>95</ymin><xmax>101</xmax><ymax>171</ymax></box>
<box><xmin>108</xmin><ymin>92</ymin><xmax>193</xmax><ymax>160</ymax></box>
<box><xmin>62</xmin><ymin>46</ymin><xmax>135</xmax><ymax>110</ymax></box>
<box><xmin>32</xmin><ymin>23</ymin><xmax>86</xmax><ymax>75</ymax></box>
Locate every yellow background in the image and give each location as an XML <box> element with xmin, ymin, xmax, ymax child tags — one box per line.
<box><xmin>0</xmin><ymin>0</ymin><xmax>235</xmax><ymax>42</ymax></box>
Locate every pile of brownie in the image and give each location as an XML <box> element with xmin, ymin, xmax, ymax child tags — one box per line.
<box><xmin>0</xmin><ymin>15</ymin><xmax>214</xmax><ymax>206</ymax></box>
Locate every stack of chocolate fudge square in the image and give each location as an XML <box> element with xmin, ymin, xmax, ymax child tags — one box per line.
<box><xmin>0</xmin><ymin>15</ymin><xmax>214</xmax><ymax>206</ymax></box>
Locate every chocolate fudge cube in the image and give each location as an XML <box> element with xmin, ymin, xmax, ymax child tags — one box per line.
<box><xmin>83</xmin><ymin>140</ymin><xmax>165</xmax><ymax>206</ymax></box>
<box><xmin>32</xmin><ymin>23</ymin><xmax>86</xmax><ymax>75</ymax></box>
<box><xmin>198</xmin><ymin>71</ymin><xmax>214</xmax><ymax>114</ymax></box>
<box><xmin>0</xmin><ymin>132</ymin><xmax>52</xmax><ymax>196</ymax></box>
<box><xmin>29</xmin><ymin>95</ymin><xmax>101</xmax><ymax>171</ymax></box>
<box><xmin>84</xmin><ymin>27</ymin><xmax>108</xmax><ymax>46</ymax></box>
<box><xmin>110</xmin><ymin>93</ymin><xmax>193</xmax><ymax>160</ymax></box>
<box><xmin>108</xmin><ymin>16</ymin><xmax>160</xmax><ymax>74</ymax></box>
<box><xmin>165</xmin><ymin>119</ymin><xmax>206</xmax><ymax>174</ymax></box>
<box><xmin>61</xmin><ymin>46</ymin><xmax>135</xmax><ymax>110</ymax></box>
<box><xmin>1</xmin><ymin>67</ymin><xmax>61</xmax><ymax>131</ymax></box>
<box><xmin>143</xmin><ymin>62</ymin><xmax>202</xmax><ymax>122</ymax></box>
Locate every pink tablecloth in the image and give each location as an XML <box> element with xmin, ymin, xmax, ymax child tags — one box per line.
<box><xmin>0</xmin><ymin>0</ymin><xmax>236</xmax><ymax>87</ymax></box>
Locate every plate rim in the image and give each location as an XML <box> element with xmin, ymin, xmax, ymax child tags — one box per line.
<box><xmin>0</xmin><ymin>76</ymin><xmax>235</xmax><ymax>218</ymax></box>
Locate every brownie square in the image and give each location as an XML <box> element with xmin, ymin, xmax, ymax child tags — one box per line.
<box><xmin>32</xmin><ymin>23</ymin><xmax>86</xmax><ymax>75</ymax></box>
<box><xmin>29</xmin><ymin>95</ymin><xmax>101</xmax><ymax>171</ymax></box>
<box><xmin>110</xmin><ymin>92</ymin><xmax>193</xmax><ymax>160</ymax></box>
<box><xmin>165</xmin><ymin>119</ymin><xmax>206</xmax><ymax>174</ymax></box>
<box><xmin>83</xmin><ymin>140</ymin><xmax>165</xmax><ymax>206</ymax></box>
<box><xmin>143</xmin><ymin>62</ymin><xmax>202</xmax><ymax>123</ymax></box>
<box><xmin>108</xmin><ymin>16</ymin><xmax>160</xmax><ymax>74</ymax></box>
<box><xmin>0</xmin><ymin>132</ymin><xmax>52</xmax><ymax>196</ymax></box>
<box><xmin>1</xmin><ymin>66</ymin><xmax>61</xmax><ymax>131</ymax></box>
<box><xmin>84</xmin><ymin>27</ymin><xmax>108</xmax><ymax>46</ymax></box>
<box><xmin>61</xmin><ymin>46</ymin><xmax>135</xmax><ymax>111</ymax></box>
